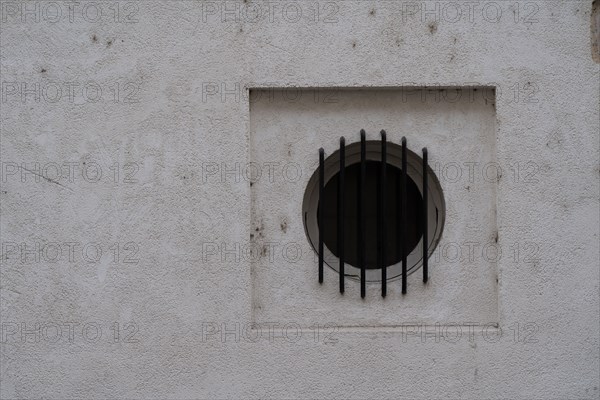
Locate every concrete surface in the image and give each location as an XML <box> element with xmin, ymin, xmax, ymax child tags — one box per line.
<box><xmin>1</xmin><ymin>1</ymin><xmax>599</xmax><ymax>399</ymax></box>
<box><xmin>251</xmin><ymin>88</ymin><xmax>498</xmax><ymax>327</ymax></box>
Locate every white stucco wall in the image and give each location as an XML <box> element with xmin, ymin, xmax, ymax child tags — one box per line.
<box><xmin>1</xmin><ymin>1</ymin><xmax>599</xmax><ymax>399</ymax></box>
<box><xmin>251</xmin><ymin>88</ymin><xmax>499</xmax><ymax>326</ymax></box>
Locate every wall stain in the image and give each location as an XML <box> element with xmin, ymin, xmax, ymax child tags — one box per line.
<box><xmin>428</xmin><ymin>21</ymin><xmax>438</xmax><ymax>34</ymax></box>
<box><xmin>592</xmin><ymin>0</ymin><xmax>600</xmax><ymax>62</ymax></box>
<box><xmin>255</xmin><ymin>219</ymin><xmax>264</xmax><ymax>238</ymax></box>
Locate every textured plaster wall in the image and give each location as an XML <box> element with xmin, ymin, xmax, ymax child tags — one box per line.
<box><xmin>1</xmin><ymin>1</ymin><xmax>599</xmax><ymax>399</ymax></box>
<box><xmin>250</xmin><ymin>88</ymin><xmax>498</xmax><ymax>327</ymax></box>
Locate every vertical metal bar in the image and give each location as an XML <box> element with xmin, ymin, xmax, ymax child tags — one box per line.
<box><xmin>422</xmin><ymin>147</ymin><xmax>428</xmax><ymax>283</ymax></box>
<box><xmin>396</xmin><ymin>146</ymin><xmax>401</xmax><ymax>280</ymax></box>
<box><xmin>401</xmin><ymin>137</ymin><xmax>407</xmax><ymax>294</ymax></box>
<box><xmin>356</xmin><ymin>137</ymin><xmax>362</xmax><ymax>289</ymax></box>
<box><xmin>338</xmin><ymin>137</ymin><xmax>345</xmax><ymax>294</ymax></box>
<box><xmin>318</xmin><ymin>148</ymin><xmax>324</xmax><ymax>284</ymax></box>
<box><xmin>375</xmin><ymin>158</ymin><xmax>380</xmax><ymax>290</ymax></box>
<box><xmin>380</xmin><ymin>130</ymin><xmax>387</xmax><ymax>297</ymax></box>
<box><xmin>360</xmin><ymin>130</ymin><xmax>366</xmax><ymax>298</ymax></box>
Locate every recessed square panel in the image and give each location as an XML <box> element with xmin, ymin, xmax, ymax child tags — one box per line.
<box><xmin>250</xmin><ymin>87</ymin><xmax>498</xmax><ymax>327</ymax></box>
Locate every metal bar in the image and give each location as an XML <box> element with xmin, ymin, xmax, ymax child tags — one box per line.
<box><xmin>422</xmin><ymin>147</ymin><xmax>428</xmax><ymax>283</ymax></box>
<box><xmin>338</xmin><ymin>137</ymin><xmax>345</xmax><ymax>294</ymax></box>
<box><xmin>354</xmin><ymin>141</ymin><xmax>362</xmax><ymax>284</ymax></box>
<box><xmin>381</xmin><ymin>130</ymin><xmax>387</xmax><ymax>297</ymax></box>
<box><xmin>396</xmin><ymin>146</ymin><xmax>401</xmax><ymax>281</ymax></box>
<box><xmin>401</xmin><ymin>137</ymin><xmax>407</xmax><ymax>294</ymax></box>
<box><xmin>318</xmin><ymin>148</ymin><xmax>324</xmax><ymax>284</ymax></box>
<box><xmin>360</xmin><ymin>130</ymin><xmax>366</xmax><ymax>298</ymax></box>
<box><xmin>376</xmin><ymin>152</ymin><xmax>380</xmax><ymax>294</ymax></box>
<box><xmin>356</xmin><ymin>138</ymin><xmax>362</xmax><ymax>289</ymax></box>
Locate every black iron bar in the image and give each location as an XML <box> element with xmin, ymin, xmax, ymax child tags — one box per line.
<box><xmin>318</xmin><ymin>148</ymin><xmax>324</xmax><ymax>284</ymax></box>
<box><xmin>396</xmin><ymin>143</ymin><xmax>401</xmax><ymax>286</ymax></box>
<box><xmin>360</xmin><ymin>130</ymin><xmax>366</xmax><ymax>298</ymax></box>
<box><xmin>381</xmin><ymin>130</ymin><xmax>387</xmax><ymax>297</ymax></box>
<box><xmin>375</xmin><ymin>157</ymin><xmax>380</xmax><ymax>292</ymax></box>
<box><xmin>356</xmin><ymin>160</ymin><xmax>360</xmax><ymax>282</ymax></box>
<box><xmin>401</xmin><ymin>137</ymin><xmax>407</xmax><ymax>294</ymax></box>
<box><xmin>356</xmin><ymin>137</ymin><xmax>362</xmax><ymax>293</ymax></box>
<box><xmin>422</xmin><ymin>147</ymin><xmax>428</xmax><ymax>283</ymax></box>
<box><xmin>338</xmin><ymin>137</ymin><xmax>345</xmax><ymax>294</ymax></box>
<box><xmin>319</xmin><ymin>136</ymin><xmax>430</xmax><ymax>296</ymax></box>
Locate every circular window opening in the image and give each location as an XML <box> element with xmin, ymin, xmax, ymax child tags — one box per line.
<box><xmin>319</xmin><ymin>160</ymin><xmax>423</xmax><ymax>269</ymax></box>
<box><xmin>302</xmin><ymin>140</ymin><xmax>445</xmax><ymax>283</ymax></box>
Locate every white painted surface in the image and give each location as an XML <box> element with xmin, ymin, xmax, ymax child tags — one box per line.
<box><xmin>1</xmin><ymin>1</ymin><xmax>599</xmax><ymax>399</ymax></box>
<box><xmin>251</xmin><ymin>88</ymin><xmax>498</xmax><ymax>326</ymax></box>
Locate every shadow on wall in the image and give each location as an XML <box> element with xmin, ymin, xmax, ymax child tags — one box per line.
<box><xmin>593</xmin><ymin>0</ymin><xmax>600</xmax><ymax>62</ymax></box>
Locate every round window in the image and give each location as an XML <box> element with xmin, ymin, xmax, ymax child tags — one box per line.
<box><xmin>302</xmin><ymin>137</ymin><xmax>445</xmax><ymax>284</ymax></box>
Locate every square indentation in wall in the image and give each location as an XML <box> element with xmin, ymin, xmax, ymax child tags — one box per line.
<box><xmin>249</xmin><ymin>87</ymin><xmax>498</xmax><ymax>327</ymax></box>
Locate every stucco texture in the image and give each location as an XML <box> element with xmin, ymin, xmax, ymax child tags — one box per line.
<box><xmin>1</xmin><ymin>1</ymin><xmax>599</xmax><ymax>399</ymax></box>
